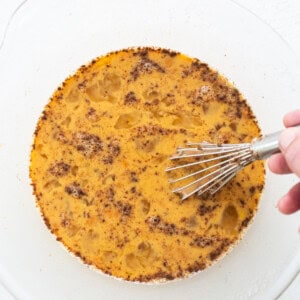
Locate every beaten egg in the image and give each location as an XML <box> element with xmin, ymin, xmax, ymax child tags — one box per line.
<box><xmin>30</xmin><ymin>47</ymin><xmax>265</xmax><ymax>282</ymax></box>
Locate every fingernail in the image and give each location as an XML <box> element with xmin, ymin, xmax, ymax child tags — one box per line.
<box><xmin>279</xmin><ymin>129</ymin><xmax>296</xmax><ymax>151</ymax></box>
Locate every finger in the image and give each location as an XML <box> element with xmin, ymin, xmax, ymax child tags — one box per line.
<box><xmin>283</xmin><ymin>109</ymin><xmax>300</xmax><ymax>127</ymax></box>
<box><xmin>278</xmin><ymin>182</ymin><xmax>300</xmax><ymax>214</ymax></box>
<box><xmin>267</xmin><ymin>153</ymin><xmax>291</xmax><ymax>174</ymax></box>
<box><xmin>279</xmin><ymin>128</ymin><xmax>300</xmax><ymax>177</ymax></box>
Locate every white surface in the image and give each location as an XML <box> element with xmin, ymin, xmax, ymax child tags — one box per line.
<box><xmin>0</xmin><ymin>0</ymin><xmax>299</xmax><ymax>299</ymax></box>
<box><xmin>0</xmin><ymin>282</ymin><xmax>14</xmax><ymax>300</ymax></box>
<box><xmin>234</xmin><ymin>3</ymin><xmax>300</xmax><ymax>298</ymax></box>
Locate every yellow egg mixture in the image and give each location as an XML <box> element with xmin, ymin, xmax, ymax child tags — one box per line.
<box><xmin>30</xmin><ymin>48</ymin><xmax>265</xmax><ymax>282</ymax></box>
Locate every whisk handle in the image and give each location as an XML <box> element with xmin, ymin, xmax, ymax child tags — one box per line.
<box><xmin>251</xmin><ymin>131</ymin><xmax>281</xmax><ymax>159</ymax></box>
<box><xmin>251</xmin><ymin>125</ymin><xmax>300</xmax><ymax>160</ymax></box>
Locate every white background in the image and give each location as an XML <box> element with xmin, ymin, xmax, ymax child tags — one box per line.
<box><xmin>0</xmin><ymin>0</ymin><xmax>299</xmax><ymax>299</ymax></box>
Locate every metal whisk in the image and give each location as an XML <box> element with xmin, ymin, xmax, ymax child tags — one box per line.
<box><xmin>166</xmin><ymin>129</ymin><xmax>292</xmax><ymax>200</ymax></box>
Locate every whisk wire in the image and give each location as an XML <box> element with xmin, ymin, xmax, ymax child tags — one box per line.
<box><xmin>166</xmin><ymin>148</ymin><xmax>250</xmax><ymax>172</ymax></box>
<box><xmin>167</xmin><ymin>128</ymin><xmax>289</xmax><ymax>200</ymax></box>
<box><xmin>179</xmin><ymin>163</ymin><xmax>239</xmax><ymax>200</ymax></box>
<box><xmin>168</xmin><ymin>150</ymin><xmax>252</xmax><ymax>183</ymax></box>
<box><xmin>172</xmin><ymin>162</ymin><xmax>236</xmax><ymax>193</ymax></box>
<box><xmin>170</xmin><ymin>143</ymin><xmax>251</xmax><ymax>160</ymax></box>
<box><xmin>166</xmin><ymin>141</ymin><xmax>257</xmax><ymax>200</ymax></box>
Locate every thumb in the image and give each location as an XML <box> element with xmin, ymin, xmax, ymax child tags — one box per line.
<box><xmin>279</xmin><ymin>127</ymin><xmax>300</xmax><ymax>177</ymax></box>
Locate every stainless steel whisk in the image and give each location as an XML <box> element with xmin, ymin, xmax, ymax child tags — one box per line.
<box><xmin>166</xmin><ymin>128</ymin><xmax>296</xmax><ymax>200</ymax></box>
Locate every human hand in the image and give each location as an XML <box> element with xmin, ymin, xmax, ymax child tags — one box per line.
<box><xmin>268</xmin><ymin>110</ymin><xmax>300</xmax><ymax>215</ymax></box>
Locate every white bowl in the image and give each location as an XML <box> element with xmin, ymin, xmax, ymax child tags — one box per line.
<box><xmin>0</xmin><ymin>0</ymin><xmax>299</xmax><ymax>299</ymax></box>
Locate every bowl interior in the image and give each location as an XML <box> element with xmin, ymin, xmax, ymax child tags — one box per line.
<box><xmin>0</xmin><ymin>0</ymin><xmax>299</xmax><ymax>299</ymax></box>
